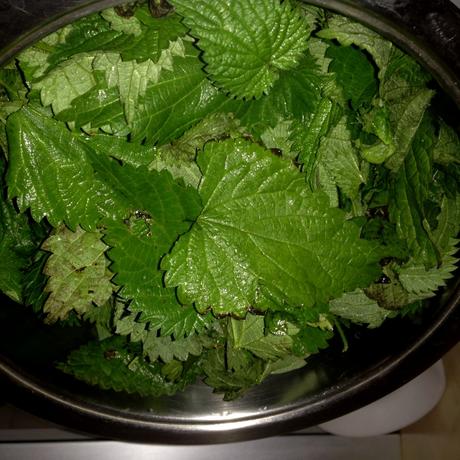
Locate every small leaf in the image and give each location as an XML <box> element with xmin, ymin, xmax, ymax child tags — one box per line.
<box><xmin>34</xmin><ymin>55</ymin><xmax>97</xmax><ymax>115</ymax></box>
<box><xmin>41</xmin><ymin>226</ymin><xmax>113</xmax><ymax>323</ymax></box>
<box><xmin>329</xmin><ymin>288</ymin><xmax>393</xmax><ymax>328</ymax></box>
<box><xmin>143</xmin><ymin>331</ymin><xmax>203</xmax><ymax>362</ymax></box>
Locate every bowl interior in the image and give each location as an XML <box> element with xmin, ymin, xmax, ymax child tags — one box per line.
<box><xmin>0</xmin><ymin>0</ymin><xmax>459</xmax><ymax>444</ymax></box>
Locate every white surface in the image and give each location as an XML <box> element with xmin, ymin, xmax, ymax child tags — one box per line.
<box><xmin>0</xmin><ymin>435</ymin><xmax>401</xmax><ymax>460</ymax></box>
<box><xmin>319</xmin><ymin>360</ymin><xmax>446</xmax><ymax>437</ymax></box>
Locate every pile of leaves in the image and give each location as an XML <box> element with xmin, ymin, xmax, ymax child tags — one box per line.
<box><xmin>0</xmin><ymin>0</ymin><xmax>459</xmax><ymax>400</ymax></box>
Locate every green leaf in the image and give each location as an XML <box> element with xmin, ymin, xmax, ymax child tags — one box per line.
<box><xmin>398</xmin><ymin>240</ymin><xmax>459</xmax><ymax>300</ymax></box>
<box><xmin>56</xmin><ymin>73</ymin><xmax>127</xmax><ymax>134</ymax></box>
<box><xmin>85</xmin><ymin>134</ymin><xmax>157</xmax><ymax>167</ymax></box>
<box><xmin>100</xmin><ymin>8</ymin><xmax>143</xmax><ymax>36</ymax></box>
<box><xmin>83</xmin><ymin>300</ymin><xmax>114</xmax><ymax>340</ymax></box>
<box><xmin>317</xmin><ymin>14</ymin><xmax>393</xmax><ymax>80</ymax></box>
<box><xmin>6</xmin><ymin>107</ymin><xmax>101</xmax><ymax>230</ymax></box>
<box><xmin>93</xmin><ymin>161</ymin><xmax>201</xmax><ymax>320</ymax></box>
<box><xmin>236</xmin><ymin>53</ymin><xmax>325</xmax><ymax>136</ymax></box>
<box><xmin>118</xmin><ymin>12</ymin><xmax>187</xmax><ymax>62</ymax></box>
<box><xmin>93</xmin><ymin>37</ymin><xmax>187</xmax><ymax>128</ymax></box>
<box><xmin>329</xmin><ymin>288</ymin><xmax>394</xmax><ymax>328</ymax></box>
<box><xmin>433</xmin><ymin>121</ymin><xmax>460</xmax><ymax>166</ymax></box>
<box><xmin>326</xmin><ymin>44</ymin><xmax>378</xmax><ymax>109</ymax></box>
<box><xmin>201</xmin><ymin>346</ymin><xmax>268</xmax><ymax>400</ymax></box>
<box><xmin>388</xmin><ymin>116</ymin><xmax>439</xmax><ymax>267</ymax></box>
<box><xmin>17</xmin><ymin>26</ymin><xmax>72</xmax><ymax>81</ymax></box>
<box><xmin>143</xmin><ymin>331</ymin><xmax>203</xmax><ymax>362</ymax></box>
<box><xmin>291</xmin><ymin>98</ymin><xmax>340</xmax><ymax>184</ymax></box>
<box><xmin>139</xmin><ymin>304</ymin><xmax>212</xmax><ymax>339</ymax></box>
<box><xmin>59</xmin><ymin>336</ymin><xmax>199</xmax><ymax>396</ymax></box>
<box><xmin>316</xmin><ymin>116</ymin><xmax>367</xmax><ymax>201</ymax></box>
<box><xmin>41</xmin><ymin>225</ymin><xmax>113</xmax><ymax>323</ymax></box>
<box><xmin>34</xmin><ymin>55</ymin><xmax>97</xmax><ymax>115</ymax></box>
<box><xmin>163</xmin><ymin>139</ymin><xmax>388</xmax><ymax>316</ymax></box>
<box><xmin>171</xmin><ymin>0</ymin><xmax>309</xmax><ymax>98</ymax></box>
<box><xmin>228</xmin><ymin>314</ymin><xmax>294</xmax><ymax>361</ymax></box>
<box><xmin>150</xmin><ymin>112</ymin><xmax>243</xmax><ymax>187</ymax></box>
<box><xmin>291</xmin><ymin>325</ymin><xmax>333</xmax><ymax>355</ymax></box>
<box><xmin>130</xmin><ymin>44</ymin><xmax>237</xmax><ymax>144</ymax></box>
<box><xmin>383</xmin><ymin>87</ymin><xmax>434</xmax><ymax>172</ymax></box>
<box><xmin>22</xmin><ymin>250</ymin><xmax>50</xmax><ymax>313</ymax></box>
<box><xmin>260</xmin><ymin>119</ymin><xmax>295</xmax><ymax>159</ymax></box>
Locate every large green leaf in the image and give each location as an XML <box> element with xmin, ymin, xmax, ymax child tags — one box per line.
<box><xmin>171</xmin><ymin>0</ymin><xmax>309</xmax><ymax>98</ymax></box>
<box><xmin>6</xmin><ymin>107</ymin><xmax>101</xmax><ymax>230</ymax></box>
<box><xmin>41</xmin><ymin>226</ymin><xmax>113</xmax><ymax>323</ymax></box>
<box><xmin>91</xmin><ymin>159</ymin><xmax>202</xmax><ymax>322</ymax></box>
<box><xmin>163</xmin><ymin>139</ymin><xmax>388</xmax><ymax>316</ymax></box>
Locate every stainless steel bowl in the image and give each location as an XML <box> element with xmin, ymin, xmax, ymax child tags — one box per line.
<box><xmin>0</xmin><ymin>0</ymin><xmax>459</xmax><ymax>444</ymax></box>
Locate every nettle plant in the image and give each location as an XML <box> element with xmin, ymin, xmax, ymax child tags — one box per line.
<box><xmin>0</xmin><ymin>0</ymin><xmax>459</xmax><ymax>399</ymax></box>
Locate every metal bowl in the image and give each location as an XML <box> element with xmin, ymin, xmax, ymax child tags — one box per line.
<box><xmin>0</xmin><ymin>0</ymin><xmax>459</xmax><ymax>444</ymax></box>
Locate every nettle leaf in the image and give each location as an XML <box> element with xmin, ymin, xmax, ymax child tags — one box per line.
<box><xmin>383</xmin><ymin>87</ymin><xmax>434</xmax><ymax>172</ymax></box>
<box><xmin>236</xmin><ymin>53</ymin><xmax>325</xmax><ymax>136</ymax></box>
<box><xmin>34</xmin><ymin>55</ymin><xmax>97</xmax><ymax>115</ymax></box>
<box><xmin>291</xmin><ymin>98</ymin><xmax>340</xmax><ymax>185</ymax></box>
<box><xmin>317</xmin><ymin>14</ymin><xmax>393</xmax><ymax>80</ymax></box>
<box><xmin>398</xmin><ymin>240</ymin><xmax>459</xmax><ymax>300</ymax></box>
<box><xmin>91</xmin><ymin>158</ymin><xmax>202</xmax><ymax>324</ymax></box>
<box><xmin>56</xmin><ymin>73</ymin><xmax>127</xmax><ymax>134</ymax></box>
<box><xmin>150</xmin><ymin>112</ymin><xmax>243</xmax><ymax>187</ymax></box>
<box><xmin>59</xmin><ymin>336</ymin><xmax>199</xmax><ymax>397</ymax></box>
<box><xmin>291</xmin><ymin>326</ymin><xmax>334</xmax><ymax>356</ymax></box>
<box><xmin>119</xmin><ymin>12</ymin><xmax>187</xmax><ymax>62</ymax></box>
<box><xmin>85</xmin><ymin>134</ymin><xmax>156</xmax><ymax>167</ymax></box>
<box><xmin>326</xmin><ymin>44</ymin><xmax>378</xmax><ymax>109</ymax></box>
<box><xmin>0</xmin><ymin>198</ymin><xmax>41</xmax><ymax>302</ymax></box>
<box><xmin>228</xmin><ymin>314</ymin><xmax>293</xmax><ymax>361</ymax></box>
<box><xmin>163</xmin><ymin>139</ymin><xmax>388</xmax><ymax>317</ymax></box>
<box><xmin>100</xmin><ymin>8</ymin><xmax>143</xmax><ymax>36</ymax></box>
<box><xmin>143</xmin><ymin>331</ymin><xmax>203</xmax><ymax>363</ymax></box>
<box><xmin>316</xmin><ymin>116</ymin><xmax>367</xmax><ymax>201</ymax></box>
<box><xmin>388</xmin><ymin>117</ymin><xmax>438</xmax><ymax>267</ymax></box>
<box><xmin>201</xmin><ymin>346</ymin><xmax>268</xmax><ymax>400</ymax></box>
<box><xmin>44</xmin><ymin>15</ymin><xmax>125</xmax><ymax>70</ymax></box>
<box><xmin>6</xmin><ymin>107</ymin><xmax>101</xmax><ymax>230</ymax></box>
<box><xmin>397</xmin><ymin>196</ymin><xmax>460</xmax><ymax>300</ymax></box>
<box><xmin>433</xmin><ymin>121</ymin><xmax>460</xmax><ymax>166</ymax></box>
<box><xmin>172</xmin><ymin>0</ymin><xmax>309</xmax><ymax>99</ymax></box>
<box><xmin>140</xmin><ymin>303</ymin><xmax>212</xmax><ymax>339</ymax></box>
<box><xmin>131</xmin><ymin>44</ymin><xmax>238</xmax><ymax>144</ymax></box>
<box><xmin>41</xmin><ymin>225</ymin><xmax>113</xmax><ymax>323</ymax></box>
<box><xmin>329</xmin><ymin>288</ymin><xmax>394</xmax><ymax>328</ymax></box>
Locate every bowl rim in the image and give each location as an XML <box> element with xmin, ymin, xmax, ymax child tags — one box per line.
<box><xmin>0</xmin><ymin>0</ymin><xmax>459</xmax><ymax>444</ymax></box>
